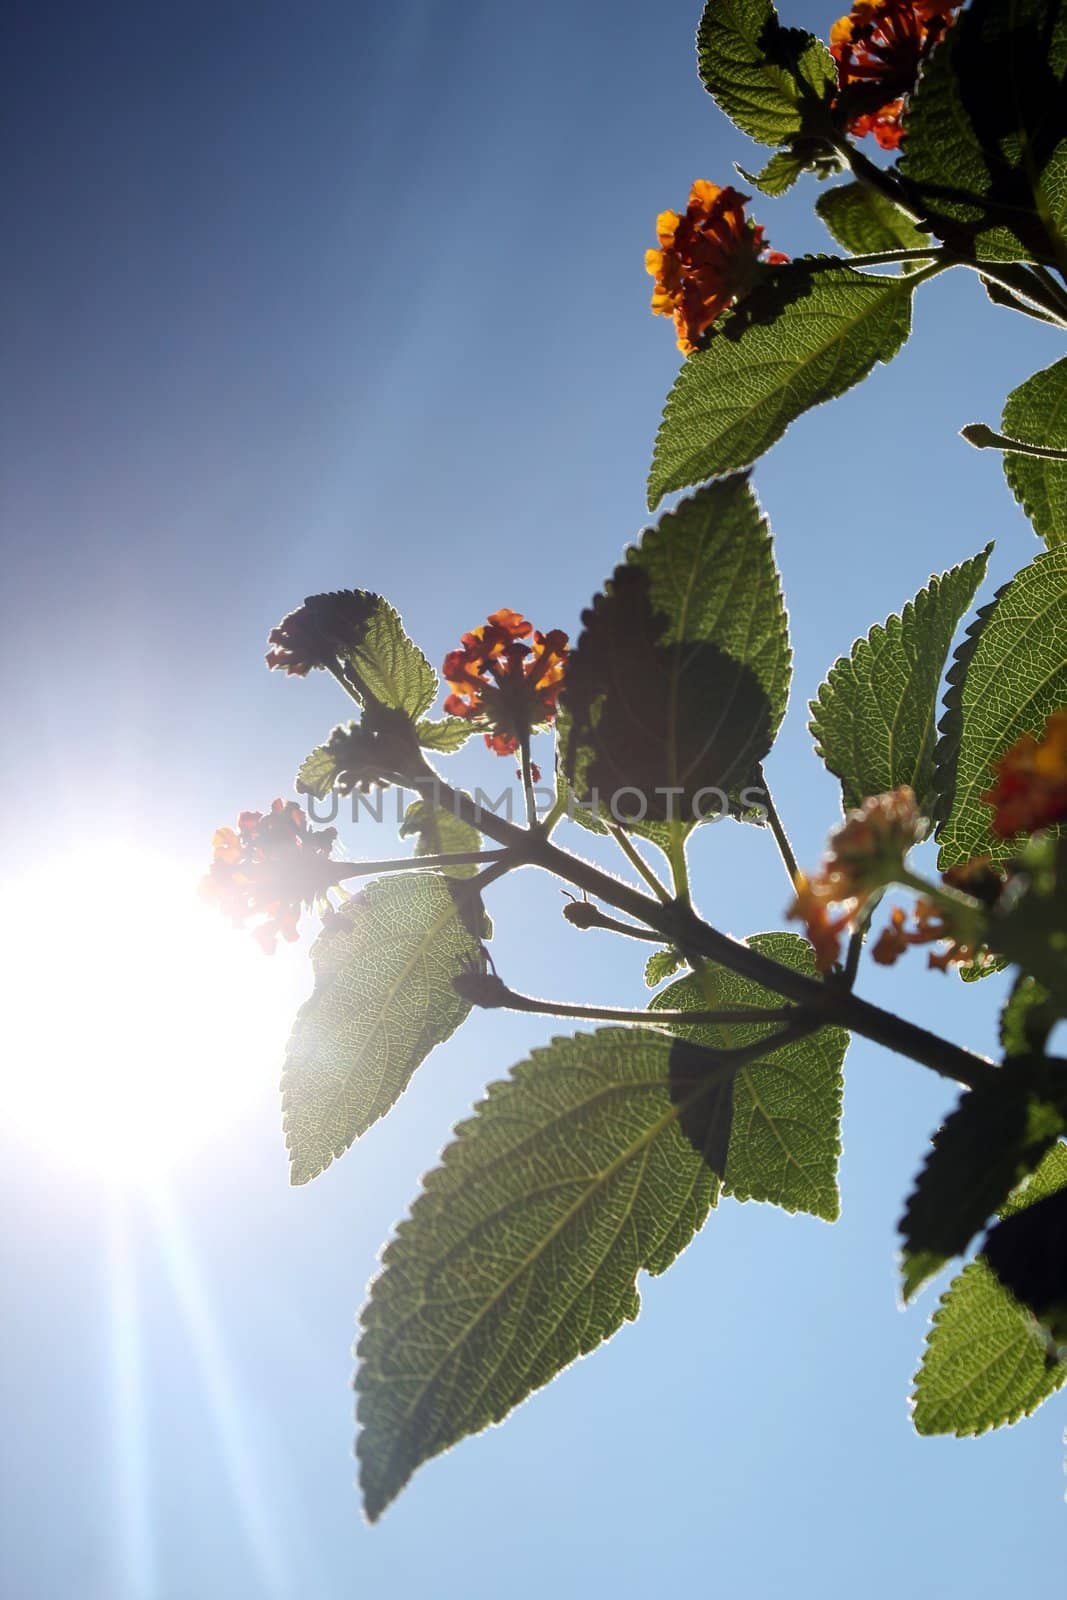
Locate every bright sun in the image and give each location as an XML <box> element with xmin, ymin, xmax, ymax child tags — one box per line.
<box><xmin>0</xmin><ymin>846</ymin><xmax>300</xmax><ymax>1179</ymax></box>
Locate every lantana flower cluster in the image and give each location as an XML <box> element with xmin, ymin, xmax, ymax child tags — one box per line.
<box><xmin>443</xmin><ymin>608</ymin><xmax>569</xmax><ymax>764</ymax></box>
<box><xmin>789</xmin><ymin>787</ymin><xmax>926</xmax><ymax>971</ymax></box>
<box><xmin>830</xmin><ymin>0</ymin><xmax>964</xmax><ymax>150</ymax></box>
<box><xmin>201</xmin><ymin>800</ymin><xmax>339</xmax><ymax>954</ymax></box>
<box><xmin>645</xmin><ymin>181</ymin><xmax>788</xmax><ymax>354</ymax></box>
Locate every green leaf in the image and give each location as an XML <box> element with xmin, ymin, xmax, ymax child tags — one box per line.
<box><xmin>737</xmin><ymin>151</ymin><xmax>805</xmax><ymax>197</ymax></box>
<box><xmin>934</xmin><ymin>548</ymin><xmax>1067</xmax><ymax>868</ymax></box>
<box><xmin>899</xmin><ymin>1074</ymin><xmax>1066</xmax><ymax>1304</ymax></box>
<box><xmin>1001</xmin><ymin>975</ymin><xmax>1058</xmax><ymax>1058</ymax></box>
<box><xmin>294</xmin><ymin>706</ymin><xmax>423</xmax><ymax>800</ymax></box>
<box><xmin>982</xmin><ymin>269</ymin><xmax>1062</xmax><ymax>325</ymax></box>
<box><xmin>912</xmin><ymin>1143</ymin><xmax>1067</xmax><ymax>1436</ymax></box>
<box><xmin>696</xmin><ymin>0</ymin><xmax>836</xmax><ymax>147</ymax></box>
<box><xmin>296</xmin><ymin>736</ymin><xmax>348</xmax><ymax>801</ymax></box>
<box><xmin>416</xmin><ymin>717</ymin><xmax>475</xmax><ymax>753</ymax></box>
<box><xmin>282</xmin><ymin>874</ymin><xmax>484</xmax><ymax>1184</ymax></box>
<box><xmin>398</xmin><ymin>799</ymin><xmax>483</xmax><ymax>879</ymax></box>
<box><xmin>273</xmin><ymin>590</ymin><xmax>437</xmax><ymax>717</ymax></box>
<box><xmin>814</xmin><ymin>183</ymin><xmax>932</xmax><ymax>268</ymax></box>
<box><xmin>649</xmin><ymin>932</ymin><xmax>847</xmax><ymax>1220</ymax></box>
<box><xmin>344</xmin><ymin>594</ymin><xmax>437</xmax><ymax>718</ymax></box>
<box><xmin>648</xmin><ymin>264</ymin><xmax>914</xmax><ymax>506</ymax></box>
<box><xmin>356</xmin><ymin>1027</ymin><xmax>726</xmax><ymax>1520</ymax></box>
<box><xmin>809</xmin><ymin>547</ymin><xmax>991</xmax><ymax>814</ymax></box>
<box><xmin>645</xmin><ymin>948</ymin><xmax>685</xmax><ymax>987</ymax></box>
<box><xmin>901</xmin><ymin>0</ymin><xmax>1067</xmax><ymax>263</ymax></box>
<box><xmin>562</xmin><ymin>476</ymin><xmax>790</xmax><ymax>831</ymax></box>
<box><xmin>1003</xmin><ymin>358</ymin><xmax>1067</xmax><ymax>547</ymax></box>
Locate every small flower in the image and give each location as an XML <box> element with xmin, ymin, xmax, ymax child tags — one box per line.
<box><xmin>981</xmin><ymin>709</ymin><xmax>1067</xmax><ymax>840</ymax></box>
<box><xmin>789</xmin><ymin>873</ymin><xmax>856</xmax><ymax>972</ymax></box>
<box><xmin>830</xmin><ymin>0</ymin><xmax>962</xmax><ymax>150</ymax></box>
<box><xmin>788</xmin><ymin>788</ymin><xmax>925</xmax><ymax>971</ymax></box>
<box><xmin>645</xmin><ymin>181</ymin><xmax>788</xmax><ymax>354</ymax></box>
<box><xmin>823</xmin><ymin>787</ymin><xmax>926</xmax><ymax>897</ymax></box>
<box><xmin>442</xmin><ymin>610</ymin><xmax>569</xmax><ymax>759</ymax></box>
<box><xmin>200</xmin><ymin>799</ymin><xmax>339</xmax><ymax>952</ymax></box>
<box><xmin>870</xmin><ymin>895</ymin><xmax>988</xmax><ymax>973</ymax></box>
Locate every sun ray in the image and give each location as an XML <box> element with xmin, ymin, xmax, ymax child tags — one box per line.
<box><xmin>145</xmin><ymin>1182</ymin><xmax>290</xmax><ymax>1599</ymax></box>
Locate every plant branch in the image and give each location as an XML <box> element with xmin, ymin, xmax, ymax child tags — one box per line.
<box><xmin>332</xmin><ymin>848</ymin><xmax>508</xmax><ymax>882</ymax></box>
<box><xmin>455</xmin><ymin>971</ymin><xmax>798</xmax><ymax>1030</ymax></box>
<box><xmin>519</xmin><ymin>729</ymin><xmax>539</xmax><ymax>828</ymax></box>
<box><xmin>413</xmin><ymin>766</ymin><xmax>996</xmax><ymax>1090</ymax></box>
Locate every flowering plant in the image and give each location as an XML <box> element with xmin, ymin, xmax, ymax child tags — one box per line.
<box><xmin>209</xmin><ymin>0</ymin><xmax>1067</xmax><ymax>1521</ymax></box>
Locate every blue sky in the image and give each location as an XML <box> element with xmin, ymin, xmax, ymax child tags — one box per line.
<box><xmin>3</xmin><ymin>2</ymin><xmax>1064</xmax><ymax>1595</ymax></box>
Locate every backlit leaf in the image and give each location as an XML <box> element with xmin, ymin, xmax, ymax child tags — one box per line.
<box><xmin>815</xmin><ymin>182</ymin><xmax>932</xmax><ymax>268</ymax></box>
<box><xmin>649</xmin><ymin>932</ymin><xmax>847</xmax><ymax>1219</ymax></box>
<box><xmin>648</xmin><ymin>264</ymin><xmax>914</xmax><ymax>506</ymax></box>
<box><xmin>282</xmin><ymin>874</ymin><xmax>484</xmax><ymax>1184</ymax></box>
<box><xmin>1002</xmin><ymin>357</ymin><xmax>1067</xmax><ymax>547</ymax></box>
<box><xmin>901</xmin><ymin>0</ymin><xmax>1067</xmax><ymax>263</ymax></box>
<box><xmin>934</xmin><ymin>549</ymin><xmax>1067</xmax><ymax>867</ymax></box>
<box><xmin>911</xmin><ymin>1143</ymin><xmax>1067</xmax><ymax>1435</ymax></box>
<box><xmin>562</xmin><ymin>477</ymin><xmax>790</xmax><ymax>831</ymax></box>
<box><xmin>356</xmin><ymin>1027</ymin><xmax>726</xmax><ymax>1519</ymax></box>
<box><xmin>810</xmin><ymin>548</ymin><xmax>990</xmax><ymax>814</ymax></box>
<box><xmin>696</xmin><ymin>0</ymin><xmax>836</xmax><ymax>147</ymax></box>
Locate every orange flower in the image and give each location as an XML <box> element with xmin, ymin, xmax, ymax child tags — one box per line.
<box><xmin>442</xmin><ymin>610</ymin><xmax>568</xmax><ymax>758</ymax></box>
<box><xmin>645</xmin><ymin>181</ymin><xmax>788</xmax><ymax>354</ymax></box>
<box><xmin>871</xmin><ymin>896</ymin><xmax>987</xmax><ymax>972</ymax></box>
<box><xmin>789</xmin><ymin>873</ymin><xmax>855</xmax><ymax>973</ymax></box>
<box><xmin>830</xmin><ymin>0</ymin><xmax>962</xmax><ymax>150</ymax></box>
<box><xmin>788</xmin><ymin>788</ymin><xmax>925</xmax><ymax>972</ymax></box>
<box><xmin>200</xmin><ymin>799</ymin><xmax>339</xmax><ymax>953</ymax></box>
<box><xmin>982</xmin><ymin>709</ymin><xmax>1067</xmax><ymax>840</ymax></box>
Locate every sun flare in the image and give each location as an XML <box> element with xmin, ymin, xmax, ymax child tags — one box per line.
<box><xmin>1</xmin><ymin>846</ymin><xmax>300</xmax><ymax>1179</ymax></box>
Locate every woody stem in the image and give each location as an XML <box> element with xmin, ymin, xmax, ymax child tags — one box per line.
<box><xmin>412</xmin><ymin>766</ymin><xmax>995</xmax><ymax>1089</ymax></box>
<box><xmin>519</xmin><ymin>729</ymin><xmax>539</xmax><ymax>828</ymax></box>
<box><xmin>461</xmin><ymin>972</ymin><xmax>798</xmax><ymax>1029</ymax></box>
<box><xmin>332</xmin><ymin>848</ymin><xmax>507</xmax><ymax>881</ymax></box>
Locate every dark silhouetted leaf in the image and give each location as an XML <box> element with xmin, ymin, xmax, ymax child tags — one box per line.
<box><xmin>356</xmin><ymin>1027</ymin><xmax>727</xmax><ymax>1520</ymax></box>
<box><xmin>911</xmin><ymin>1143</ymin><xmax>1067</xmax><ymax>1435</ymax></box>
<box><xmin>282</xmin><ymin>875</ymin><xmax>484</xmax><ymax>1184</ymax></box>
<box><xmin>899</xmin><ymin>1073</ymin><xmax>1066</xmax><ymax>1303</ymax></box>
<box><xmin>901</xmin><ymin>0</ymin><xmax>1067</xmax><ymax>263</ymax></box>
<box><xmin>650</xmin><ymin>932</ymin><xmax>847</xmax><ymax>1219</ymax></box>
<box><xmin>1002</xmin><ymin>357</ymin><xmax>1067</xmax><ymax>547</ymax></box>
<box><xmin>648</xmin><ymin>264</ymin><xmax>914</xmax><ymax>505</ymax></box>
<box><xmin>561</xmin><ymin>477</ymin><xmax>789</xmax><ymax>831</ymax></box>
<box><xmin>697</xmin><ymin>0</ymin><xmax>835</xmax><ymax>147</ymax></box>
<box><xmin>810</xmin><ymin>548</ymin><xmax>990</xmax><ymax>814</ymax></box>
<box><xmin>984</xmin><ymin>1181</ymin><xmax>1067</xmax><ymax>1342</ymax></box>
